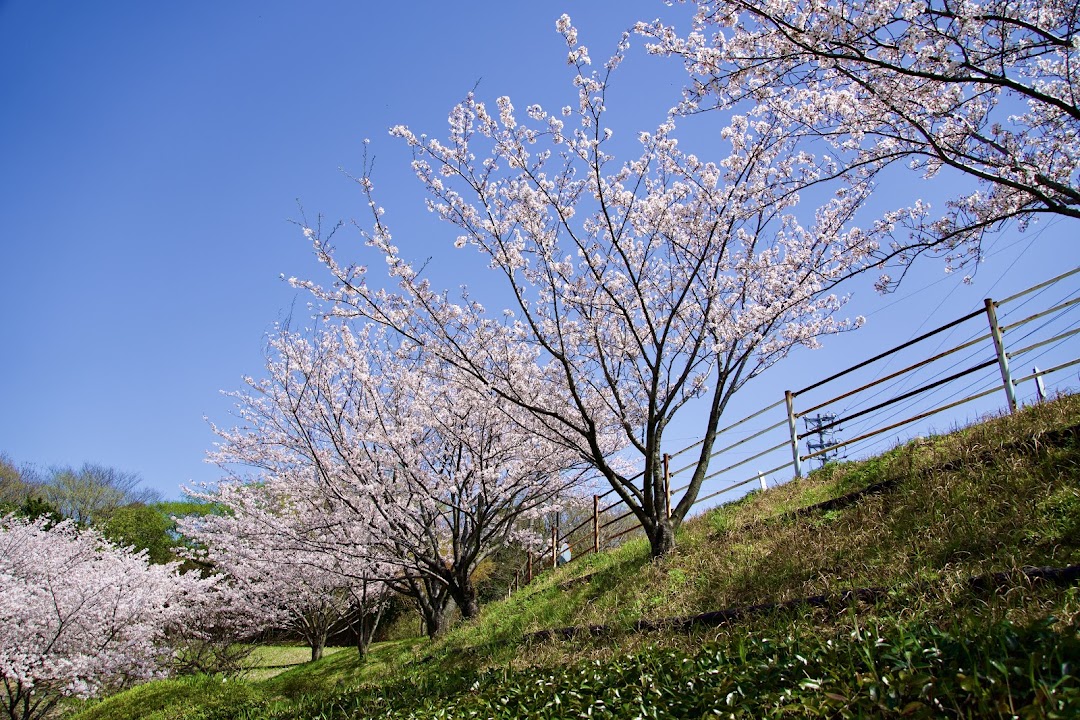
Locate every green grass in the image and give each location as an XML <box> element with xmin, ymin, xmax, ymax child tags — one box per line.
<box><xmin>67</xmin><ymin>395</ymin><xmax>1080</xmax><ymax>719</ymax></box>
<box><xmin>240</xmin><ymin>645</ymin><xmax>348</xmax><ymax>682</ymax></box>
<box><xmin>67</xmin><ymin>676</ymin><xmax>270</xmax><ymax>720</ymax></box>
<box><xmin>68</xmin><ymin>641</ymin><xmax>424</xmax><ymax>720</ymax></box>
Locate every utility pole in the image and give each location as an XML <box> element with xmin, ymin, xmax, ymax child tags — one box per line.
<box><xmin>803</xmin><ymin>413</ymin><xmax>842</xmax><ymax>470</ymax></box>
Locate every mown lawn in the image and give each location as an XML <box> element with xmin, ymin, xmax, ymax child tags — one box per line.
<box><xmin>242</xmin><ymin>645</ymin><xmax>348</xmax><ymax>682</ymax></box>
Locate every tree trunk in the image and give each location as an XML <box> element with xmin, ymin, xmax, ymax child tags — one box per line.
<box><xmin>415</xmin><ymin>586</ymin><xmax>449</xmax><ymax>639</ymax></box>
<box><xmin>451</xmin><ymin>580</ymin><xmax>480</xmax><ymax>620</ymax></box>
<box><xmin>391</xmin><ymin>573</ymin><xmax>451</xmax><ymax>639</ymax></box>
<box><xmin>648</xmin><ymin>518</ymin><xmax>676</xmax><ymax>559</ymax></box>
<box><xmin>355</xmin><ymin>598</ymin><xmax>387</xmax><ymax>659</ymax></box>
<box><xmin>356</xmin><ymin>618</ymin><xmax>372</xmax><ymax>659</ymax></box>
<box><xmin>422</xmin><ymin>605</ymin><xmax>444</xmax><ymax>639</ymax></box>
<box><xmin>310</xmin><ymin>636</ymin><xmax>325</xmax><ymax>662</ymax></box>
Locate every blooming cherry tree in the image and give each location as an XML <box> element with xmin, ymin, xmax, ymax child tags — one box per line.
<box><xmin>293</xmin><ymin>18</ymin><xmax>880</xmax><ymax>557</ymax></box>
<box><xmin>165</xmin><ymin>573</ymin><xmax>269</xmax><ymax>676</ymax></box>
<box><xmin>0</xmin><ymin>515</ymin><xmax>210</xmax><ymax>720</ymax></box>
<box><xmin>180</xmin><ymin>476</ymin><xmax>391</xmax><ymax>660</ymax></box>
<box><xmin>639</xmin><ymin>0</ymin><xmax>1080</xmax><ymax>277</ymax></box>
<box><xmin>211</xmin><ymin>323</ymin><xmax>582</xmax><ymax>629</ymax></box>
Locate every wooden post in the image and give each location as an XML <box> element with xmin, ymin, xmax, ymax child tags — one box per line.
<box><xmin>593</xmin><ymin>494</ymin><xmax>600</xmax><ymax>554</ymax></box>
<box><xmin>984</xmin><ymin>298</ymin><xmax>1018</xmax><ymax>413</ymax></box>
<box><xmin>785</xmin><ymin>390</ymin><xmax>803</xmax><ymax>478</ymax></box>
<box><xmin>527</xmin><ymin>552</ymin><xmax>533</xmax><ymax>583</ymax></box>
<box><xmin>663</xmin><ymin>453</ymin><xmax>672</xmax><ymax>519</ymax></box>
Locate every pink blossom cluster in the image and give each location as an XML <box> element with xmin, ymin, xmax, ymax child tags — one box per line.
<box><xmin>638</xmin><ymin>0</ymin><xmax>1080</xmax><ymax>277</ymax></box>
<box><xmin>0</xmin><ymin>515</ymin><xmax>214</xmax><ymax>719</ymax></box>
<box><xmin>206</xmin><ymin>322</ymin><xmax>585</xmax><ymax>628</ymax></box>
<box><xmin>293</xmin><ymin>16</ymin><xmax>879</xmax><ymax>557</ymax></box>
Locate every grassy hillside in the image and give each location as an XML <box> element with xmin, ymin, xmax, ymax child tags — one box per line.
<box><xmin>70</xmin><ymin>395</ymin><xmax>1080</xmax><ymax>718</ymax></box>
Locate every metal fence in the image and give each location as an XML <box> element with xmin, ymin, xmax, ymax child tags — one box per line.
<box><xmin>514</xmin><ymin>266</ymin><xmax>1080</xmax><ymax>586</ymax></box>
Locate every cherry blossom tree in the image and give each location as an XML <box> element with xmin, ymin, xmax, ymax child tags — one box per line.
<box><xmin>342</xmin><ymin>574</ymin><xmax>390</xmax><ymax>658</ymax></box>
<box><xmin>0</xmin><ymin>515</ymin><xmax>211</xmax><ymax>720</ymax></box>
<box><xmin>165</xmin><ymin>574</ymin><xmax>268</xmax><ymax>676</ymax></box>
<box><xmin>292</xmin><ymin>17</ymin><xmax>881</xmax><ymax>557</ymax></box>
<box><xmin>639</xmin><ymin>0</ymin><xmax>1080</xmax><ymax>279</ymax></box>
<box><xmin>211</xmin><ymin>323</ymin><xmax>582</xmax><ymax>628</ymax></box>
<box><xmin>180</xmin><ymin>476</ymin><xmax>389</xmax><ymax>661</ymax></box>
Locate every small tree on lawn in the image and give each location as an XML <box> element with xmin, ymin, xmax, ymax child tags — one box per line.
<box><xmin>179</xmin><ymin>485</ymin><xmax>344</xmax><ymax>662</ymax></box>
<box><xmin>211</xmin><ymin>323</ymin><xmax>583</xmax><ymax>628</ymax></box>
<box><xmin>180</xmin><ymin>476</ymin><xmax>389</xmax><ymax>661</ymax></box>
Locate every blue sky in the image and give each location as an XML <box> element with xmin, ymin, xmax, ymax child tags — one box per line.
<box><xmin>1</xmin><ymin>1</ymin><xmax>1076</xmax><ymax>501</ymax></box>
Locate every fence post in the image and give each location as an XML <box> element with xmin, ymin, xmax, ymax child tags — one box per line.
<box><xmin>593</xmin><ymin>495</ymin><xmax>600</xmax><ymax>554</ymax></box>
<box><xmin>984</xmin><ymin>298</ymin><xmax>1018</xmax><ymax>413</ymax></box>
<box><xmin>785</xmin><ymin>390</ymin><xmax>803</xmax><ymax>478</ymax></box>
<box><xmin>663</xmin><ymin>453</ymin><xmax>672</xmax><ymax>519</ymax></box>
<box><xmin>1033</xmin><ymin>366</ymin><xmax>1046</xmax><ymax>402</ymax></box>
<box><xmin>758</xmin><ymin>471</ymin><xmax>767</xmax><ymax>491</ymax></box>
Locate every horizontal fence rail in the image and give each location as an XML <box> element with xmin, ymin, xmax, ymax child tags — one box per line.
<box><xmin>510</xmin><ymin>266</ymin><xmax>1080</xmax><ymax>591</ymax></box>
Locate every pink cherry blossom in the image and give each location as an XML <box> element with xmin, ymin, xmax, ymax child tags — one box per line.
<box><xmin>639</xmin><ymin>0</ymin><xmax>1080</xmax><ymax>280</ymax></box>
<box><xmin>294</xmin><ymin>18</ymin><xmax>877</xmax><ymax>557</ymax></box>
<box><xmin>0</xmin><ymin>515</ymin><xmax>213</xmax><ymax>720</ymax></box>
<box><xmin>209</xmin><ymin>322</ymin><xmax>586</xmax><ymax>628</ymax></box>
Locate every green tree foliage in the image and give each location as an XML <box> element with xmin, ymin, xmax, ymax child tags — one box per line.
<box><xmin>16</xmin><ymin>495</ymin><xmax>62</xmax><ymax>524</ymax></box>
<box><xmin>101</xmin><ymin>503</ymin><xmax>176</xmax><ymax>564</ymax></box>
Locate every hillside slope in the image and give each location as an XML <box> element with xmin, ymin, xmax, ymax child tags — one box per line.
<box><xmin>71</xmin><ymin>395</ymin><xmax>1080</xmax><ymax>719</ymax></box>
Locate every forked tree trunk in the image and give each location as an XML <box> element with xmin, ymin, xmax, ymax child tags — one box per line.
<box><xmin>391</xmin><ymin>573</ymin><xmax>451</xmax><ymax>640</ymax></box>
<box><xmin>646</xmin><ymin>517</ymin><xmax>676</xmax><ymax>559</ymax></box>
<box><xmin>416</xmin><ymin>585</ymin><xmax>450</xmax><ymax>639</ymax></box>
<box><xmin>354</xmin><ymin>593</ymin><xmax>387</xmax><ymax>659</ymax></box>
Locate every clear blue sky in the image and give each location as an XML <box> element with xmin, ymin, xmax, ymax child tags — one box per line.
<box><xmin>1</xmin><ymin>1</ymin><xmax>1076</xmax><ymax>500</ymax></box>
